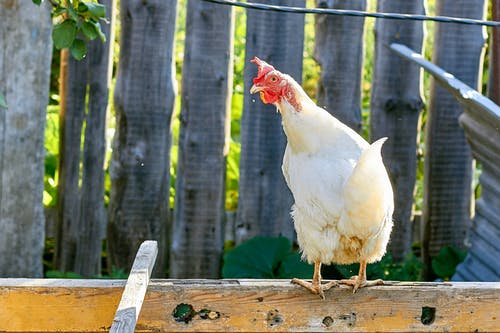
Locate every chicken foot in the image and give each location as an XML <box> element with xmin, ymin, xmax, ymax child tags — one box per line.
<box><xmin>291</xmin><ymin>261</ymin><xmax>338</xmax><ymax>299</ymax></box>
<box><xmin>339</xmin><ymin>260</ymin><xmax>383</xmax><ymax>293</ymax></box>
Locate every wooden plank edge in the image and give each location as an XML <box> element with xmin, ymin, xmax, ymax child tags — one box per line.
<box><xmin>1</xmin><ymin>279</ymin><xmax>499</xmax><ymax>332</ymax></box>
<box><xmin>109</xmin><ymin>240</ymin><xmax>158</xmax><ymax>333</ymax></box>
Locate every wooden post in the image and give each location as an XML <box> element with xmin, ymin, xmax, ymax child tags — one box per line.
<box><xmin>421</xmin><ymin>0</ymin><xmax>486</xmax><ymax>279</ymax></box>
<box><xmin>55</xmin><ymin>0</ymin><xmax>115</xmax><ymax>277</ymax></box>
<box><xmin>0</xmin><ymin>0</ymin><xmax>52</xmax><ymax>277</ymax></box>
<box><xmin>170</xmin><ymin>0</ymin><xmax>234</xmax><ymax>279</ymax></box>
<box><xmin>107</xmin><ymin>0</ymin><xmax>177</xmax><ymax>277</ymax></box>
<box><xmin>488</xmin><ymin>0</ymin><xmax>500</xmax><ymax>103</ymax></box>
<box><xmin>315</xmin><ymin>0</ymin><xmax>366</xmax><ymax>132</ymax></box>
<box><xmin>1</xmin><ymin>279</ymin><xmax>498</xmax><ymax>332</ymax></box>
<box><xmin>370</xmin><ymin>0</ymin><xmax>425</xmax><ymax>261</ymax></box>
<box><xmin>236</xmin><ymin>0</ymin><xmax>305</xmax><ymax>243</ymax></box>
<box><xmin>110</xmin><ymin>240</ymin><xmax>158</xmax><ymax>333</ymax></box>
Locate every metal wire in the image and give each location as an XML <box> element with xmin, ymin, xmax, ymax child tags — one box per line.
<box><xmin>201</xmin><ymin>0</ymin><xmax>500</xmax><ymax>27</ymax></box>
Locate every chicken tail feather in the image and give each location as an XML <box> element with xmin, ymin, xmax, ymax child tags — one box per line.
<box><xmin>338</xmin><ymin>138</ymin><xmax>394</xmax><ymax>239</ymax></box>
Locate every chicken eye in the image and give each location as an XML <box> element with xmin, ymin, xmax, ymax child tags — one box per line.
<box><xmin>270</xmin><ymin>76</ymin><xmax>278</xmax><ymax>82</ymax></box>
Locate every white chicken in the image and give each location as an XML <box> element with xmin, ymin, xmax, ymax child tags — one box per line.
<box><xmin>249</xmin><ymin>57</ymin><xmax>394</xmax><ymax>298</ymax></box>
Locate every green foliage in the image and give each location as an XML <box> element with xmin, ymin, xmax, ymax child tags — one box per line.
<box><xmin>222</xmin><ymin>236</ymin><xmax>313</xmax><ymax>279</ymax></box>
<box><xmin>34</xmin><ymin>0</ymin><xmax>107</xmax><ymax>60</ymax></box>
<box><xmin>44</xmin><ymin>105</ymin><xmax>59</xmax><ymax>206</ymax></box>
<box><xmin>302</xmin><ymin>1</ymin><xmax>319</xmax><ymax>99</ymax></box>
<box><xmin>336</xmin><ymin>252</ymin><xmax>424</xmax><ymax>281</ymax></box>
<box><xmin>0</xmin><ymin>93</ymin><xmax>7</xmax><ymax>108</ymax></box>
<box><xmin>224</xmin><ymin>238</ymin><xmax>466</xmax><ymax>282</ymax></box>
<box><xmin>225</xmin><ymin>139</ymin><xmax>240</xmax><ymax>211</ymax></box>
<box><xmin>431</xmin><ymin>245</ymin><xmax>467</xmax><ymax>280</ymax></box>
<box><xmin>69</xmin><ymin>38</ymin><xmax>87</xmax><ymax>60</ymax></box>
<box><xmin>98</xmin><ymin>266</ymin><xmax>129</xmax><ymax>279</ymax></box>
<box><xmin>45</xmin><ymin>270</ymin><xmax>83</xmax><ymax>278</ymax></box>
<box><xmin>223</xmin><ymin>236</ymin><xmax>429</xmax><ymax>281</ymax></box>
<box><xmin>52</xmin><ymin>19</ymin><xmax>77</xmax><ymax>49</ymax></box>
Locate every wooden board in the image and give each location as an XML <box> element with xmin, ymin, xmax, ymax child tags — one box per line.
<box><xmin>1</xmin><ymin>279</ymin><xmax>499</xmax><ymax>332</ymax></box>
<box><xmin>110</xmin><ymin>240</ymin><xmax>158</xmax><ymax>333</ymax></box>
<box><xmin>0</xmin><ymin>279</ymin><xmax>122</xmax><ymax>332</ymax></box>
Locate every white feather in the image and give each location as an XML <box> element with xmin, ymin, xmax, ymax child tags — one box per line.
<box><xmin>278</xmin><ymin>79</ymin><xmax>394</xmax><ymax>266</ymax></box>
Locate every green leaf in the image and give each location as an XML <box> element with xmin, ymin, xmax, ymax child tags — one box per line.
<box><xmin>432</xmin><ymin>245</ymin><xmax>467</xmax><ymax>280</ymax></box>
<box><xmin>45</xmin><ymin>153</ymin><xmax>58</xmax><ymax>179</ymax></box>
<box><xmin>81</xmin><ymin>21</ymin><xmax>98</xmax><ymax>40</ymax></box>
<box><xmin>222</xmin><ymin>236</ymin><xmax>292</xmax><ymax>278</ymax></box>
<box><xmin>53</xmin><ymin>6</ymin><xmax>67</xmax><ymax>17</ymax></box>
<box><xmin>52</xmin><ymin>19</ymin><xmax>77</xmax><ymax>49</ymax></box>
<box><xmin>32</xmin><ymin>0</ymin><xmax>42</xmax><ymax>5</ymax></box>
<box><xmin>78</xmin><ymin>2</ymin><xmax>106</xmax><ymax>18</ymax></box>
<box><xmin>277</xmin><ymin>253</ymin><xmax>313</xmax><ymax>279</ymax></box>
<box><xmin>70</xmin><ymin>38</ymin><xmax>87</xmax><ymax>60</ymax></box>
<box><xmin>66</xmin><ymin>4</ymin><xmax>79</xmax><ymax>21</ymax></box>
<box><xmin>90</xmin><ymin>21</ymin><xmax>106</xmax><ymax>42</ymax></box>
<box><xmin>0</xmin><ymin>93</ymin><xmax>7</xmax><ymax>109</ymax></box>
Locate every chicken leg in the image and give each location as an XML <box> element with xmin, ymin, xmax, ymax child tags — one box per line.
<box><xmin>291</xmin><ymin>261</ymin><xmax>338</xmax><ymax>299</ymax></box>
<box><xmin>339</xmin><ymin>260</ymin><xmax>383</xmax><ymax>293</ymax></box>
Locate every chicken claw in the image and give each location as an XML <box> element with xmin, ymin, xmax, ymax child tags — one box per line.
<box><xmin>339</xmin><ymin>260</ymin><xmax>383</xmax><ymax>293</ymax></box>
<box><xmin>291</xmin><ymin>277</ymin><xmax>338</xmax><ymax>299</ymax></box>
<box><xmin>291</xmin><ymin>261</ymin><xmax>338</xmax><ymax>299</ymax></box>
<box><xmin>339</xmin><ymin>276</ymin><xmax>383</xmax><ymax>293</ymax></box>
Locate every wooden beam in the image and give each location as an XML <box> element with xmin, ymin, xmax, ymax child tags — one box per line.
<box><xmin>0</xmin><ymin>279</ymin><xmax>498</xmax><ymax>332</ymax></box>
<box><xmin>110</xmin><ymin>240</ymin><xmax>158</xmax><ymax>333</ymax></box>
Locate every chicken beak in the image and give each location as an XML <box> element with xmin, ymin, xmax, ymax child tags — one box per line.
<box><xmin>250</xmin><ymin>84</ymin><xmax>262</xmax><ymax>94</ymax></box>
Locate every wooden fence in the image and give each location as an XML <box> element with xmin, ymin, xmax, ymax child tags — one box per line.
<box><xmin>1</xmin><ymin>0</ymin><xmax>498</xmax><ymax>281</ymax></box>
<box><xmin>82</xmin><ymin>0</ymin><xmax>489</xmax><ymax>277</ymax></box>
<box><xmin>391</xmin><ymin>43</ymin><xmax>500</xmax><ymax>281</ymax></box>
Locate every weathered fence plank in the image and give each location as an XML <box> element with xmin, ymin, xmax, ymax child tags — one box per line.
<box><xmin>370</xmin><ymin>0</ymin><xmax>425</xmax><ymax>261</ymax></box>
<box><xmin>56</xmin><ymin>0</ymin><xmax>115</xmax><ymax>277</ymax></box>
<box><xmin>1</xmin><ymin>279</ymin><xmax>498</xmax><ymax>332</ymax></box>
<box><xmin>390</xmin><ymin>43</ymin><xmax>500</xmax><ymax>282</ymax></box>
<box><xmin>0</xmin><ymin>0</ymin><xmax>52</xmax><ymax>277</ymax></box>
<box><xmin>110</xmin><ymin>241</ymin><xmax>158</xmax><ymax>333</ymax></box>
<box><xmin>422</xmin><ymin>0</ymin><xmax>486</xmax><ymax>278</ymax></box>
<box><xmin>314</xmin><ymin>0</ymin><xmax>366</xmax><ymax>132</ymax></box>
<box><xmin>487</xmin><ymin>0</ymin><xmax>500</xmax><ymax>103</ymax></box>
<box><xmin>107</xmin><ymin>0</ymin><xmax>177</xmax><ymax>276</ymax></box>
<box><xmin>236</xmin><ymin>0</ymin><xmax>305</xmax><ymax>243</ymax></box>
<box><xmin>170</xmin><ymin>0</ymin><xmax>234</xmax><ymax>278</ymax></box>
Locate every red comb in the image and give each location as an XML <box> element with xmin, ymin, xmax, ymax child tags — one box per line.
<box><xmin>251</xmin><ymin>57</ymin><xmax>275</xmax><ymax>84</ymax></box>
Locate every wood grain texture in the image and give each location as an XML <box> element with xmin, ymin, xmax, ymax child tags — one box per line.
<box><xmin>110</xmin><ymin>241</ymin><xmax>158</xmax><ymax>333</ymax></box>
<box><xmin>315</xmin><ymin>0</ymin><xmax>366</xmax><ymax>132</ymax></box>
<box><xmin>1</xmin><ymin>279</ymin><xmax>498</xmax><ymax>332</ymax></box>
<box><xmin>55</xmin><ymin>0</ymin><xmax>115</xmax><ymax>277</ymax></box>
<box><xmin>422</xmin><ymin>0</ymin><xmax>486</xmax><ymax>277</ymax></box>
<box><xmin>488</xmin><ymin>1</ymin><xmax>500</xmax><ymax>104</ymax></box>
<box><xmin>236</xmin><ymin>0</ymin><xmax>305</xmax><ymax>243</ymax></box>
<box><xmin>0</xmin><ymin>0</ymin><xmax>52</xmax><ymax>277</ymax></box>
<box><xmin>169</xmin><ymin>0</ymin><xmax>233</xmax><ymax>278</ymax></box>
<box><xmin>107</xmin><ymin>0</ymin><xmax>177</xmax><ymax>276</ymax></box>
<box><xmin>390</xmin><ymin>43</ymin><xmax>500</xmax><ymax>281</ymax></box>
<box><xmin>369</xmin><ymin>0</ymin><xmax>424</xmax><ymax>261</ymax></box>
